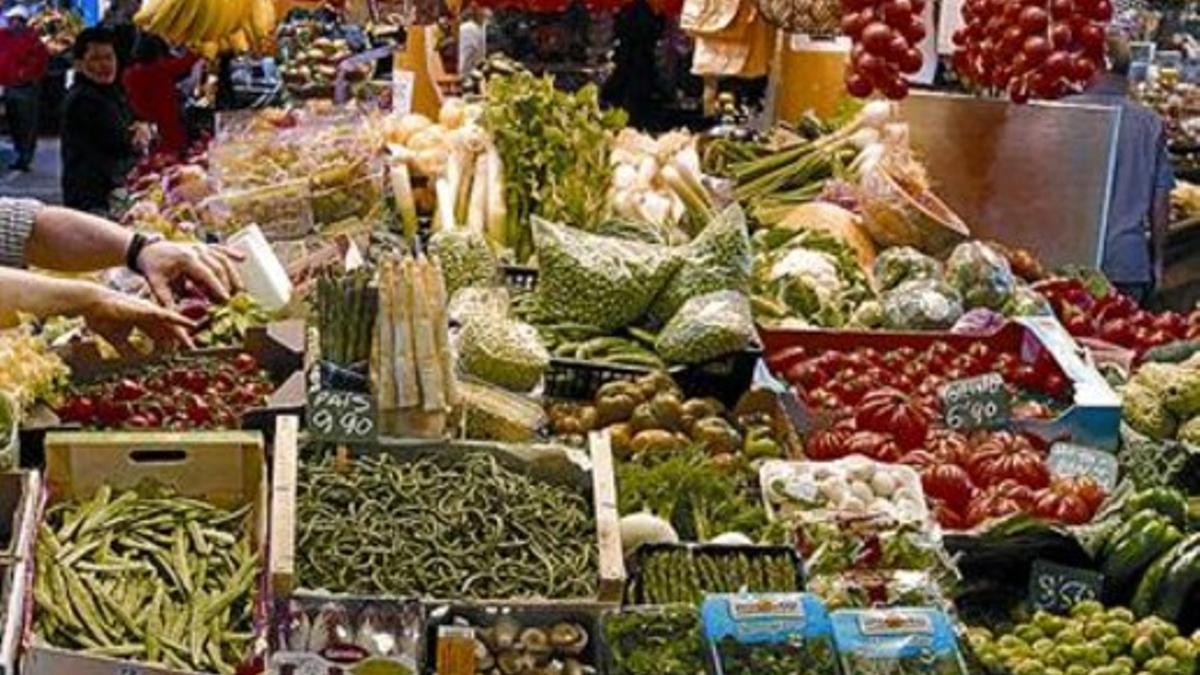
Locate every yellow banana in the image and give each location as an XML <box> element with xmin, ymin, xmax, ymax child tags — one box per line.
<box><xmin>198</xmin><ymin>40</ymin><xmax>219</xmax><ymax>60</ymax></box>
<box><xmin>191</xmin><ymin>0</ymin><xmax>222</xmax><ymax>42</ymax></box>
<box><xmin>132</xmin><ymin>0</ymin><xmax>170</xmax><ymax>28</ymax></box>
<box><xmin>213</xmin><ymin>0</ymin><xmax>247</xmax><ymax>41</ymax></box>
<box><xmin>228</xmin><ymin>29</ymin><xmax>251</xmax><ymax>53</ymax></box>
<box><xmin>147</xmin><ymin>0</ymin><xmax>188</xmax><ymax>42</ymax></box>
<box><xmin>248</xmin><ymin>0</ymin><xmax>275</xmax><ymax>41</ymax></box>
<box><xmin>165</xmin><ymin>0</ymin><xmax>202</xmax><ymax>45</ymax></box>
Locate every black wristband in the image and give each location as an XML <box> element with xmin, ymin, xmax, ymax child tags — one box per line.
<box><xmin>126</xmin><ymin>233</ymin><xmax>151</xmax><ymax>275</ymax></box>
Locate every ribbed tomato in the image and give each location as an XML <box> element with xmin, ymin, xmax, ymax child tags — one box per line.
<box><xmin>967</xmin><ymin>431</ymin><xmax>1050</xmax><ymax>489</ymax></box>
<box><xmin>921</xmin><ymin>464</ymin><xmax>975</xmax><ymax>511</ymax></box>
<box><xmin>926</xmin><ymin>430</ymin><xmax>972</xmax><ymax>466</ymax></box>
<box><xmin>931</xmin><ymin>499</ymin><xmax>967</xmax><ymax>530</ymax></box>
<box><xmin>845</xmin><ymin>431</ymin><xmax>903</xmax><ymax>463</ymax></box>
<box><xmin>806</xmin><ymin>428</ymin><xmax>852</xmax><ymax>460</ymax></box>
<box><xmin>1033</xmin><ymin>490</ymin><xmax>1092</xmax><ymax>525</ymax></box>
<box><xmin>964</xmin><ymin>490</ymin><xmax>1024</xmax><ymax>528</ymax></box>
<box><xmin>898</xmin><ymin>449</ymin><xmax>938</xmax><ymax>467</ymax></box>
<box><xmin>853</xmin><ymin>388</ymin><xmax>932</xmax><ymax>449</ymax></box>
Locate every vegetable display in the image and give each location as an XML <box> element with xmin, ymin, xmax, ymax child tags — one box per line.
<box><xmin>1120</xmin><ymin>359</ymin><xmax>1200</xmax><ymax>445</ymax></box>
<box><xmin>701</xmin><ymin>593</ymin><xmax>838</xmax><ymax>675</ymax></box>
<box><xmin>627</xmin><ymin>545</ymin><xmax>801</xmax><ymax>605</ymax></box>
<box><xmin>56</xmin><ymin>353</ymin><xmax>273</xmax><ymax>430</ymax></box>
<box><xmin>316</xmin><ymin>268</ymin><xmax>378</xmax><ymax>369</ymax></box>
<box><xmin>33</xmin><ymin>486</ymin><xmax>259</xmax><ymax>673</ymax></box>
<box><xmin>296</xmin><ymin>451</ymin><xmax>598</xmax><ymax>600</ymax></box>
<box><xmin>603</xmin><ymin>606</ymin><xmax>705</xmax><ymax>675</ymax></box>
<box><xmin>762</xmin><ymin>456</ymin><xmax>928</xmax><ymax>523</ymax></box>
<box><xmin>0</xmin><ymin>328</ymin><xmax>68</xmax><ymax>412</ymax></box>
<box><xmin>432</xmin><ymin>613</ymin><xmax>595</xmax><ymax>674</ymax></box>
<box><xmin>273</xmin><ymin>597</ymin><xmax>423</xmax><ymax>671</ymax></box>
<box><xmin>967</xmin><ymin>602</ymin><xmax>1199</xmax><ymax>674</ymax></box>
<box><xmin>832</xmin><ymin>607</ymin><xmax>967</xmax><ymax>674</ymax></box>
<box><xmin>1036</xmin><ymin>277</ymin><xmax>1200</xmax><ymax>358</ymax></box>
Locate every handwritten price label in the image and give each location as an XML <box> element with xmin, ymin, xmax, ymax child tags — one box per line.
<box><xmin>308</xmin><ymin>389</ymin><xmax>377</xmax><ymax>444</ymax></box>
<box><xmin>1029</xmin><ymin>559</ymin><xmax>1104</xmax><ymax>614</ymax></box>
<box><xmin>940</xmin><ymin>373</ymin><xmax>1011</xmax><ymax>431</ymax></box>
<box><xmin>1049</xmin><ymin>443</ymin><xmax>1120</xmax><ymax>491</ymax></box>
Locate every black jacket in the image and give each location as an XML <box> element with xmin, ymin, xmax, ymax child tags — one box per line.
<box><xmin>60</xmin><ymin>77</ymin><xmax>135</xmax><ymax>213</ymax></box>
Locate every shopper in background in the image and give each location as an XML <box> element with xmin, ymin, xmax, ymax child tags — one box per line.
<box><xmin>458</xmin><ymin>4</ymin><xmax>489</xmax><ymax>77</ymax></box>
<box><xmin>1067</xmin><ymin>30</ymin><xmax>1175</xmax><ymax>304</ymax></box>
<box><xmin>0</xmin><ymin>5</ymin><xmax>50</xmax><ymax>172</ymax></box>
<box><xmin>0</xmin><ymin>197</ymin><xmax>242</xmax><ymax>350</ymax></box>
<box><xmin>122</xmin><ymin>35</ymin><xmax>199</xmax><ymax>158</ymax></box>
<box><xmin>61</xmin><ymin>27</ymin><xmax>148</xmax><ymax>214</ymax></box>
<box><xmin>603</xmin><ymin>0</ymin><xmax>664</xmax><ymax>129</ymax></box>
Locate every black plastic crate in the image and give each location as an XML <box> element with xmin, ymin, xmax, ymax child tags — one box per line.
<box><xmin>501</xmin><ymin>264</ymin><xmax>539</xmax><ymax>292</ymax></box>
<box><xmin>544</xmin><ymin>347</ymin><xmax>762</xmax><ymax>409</ymax></box>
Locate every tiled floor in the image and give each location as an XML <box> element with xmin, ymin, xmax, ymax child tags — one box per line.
<box><xmin>0</xmin><ymin>136</ymin><xmax>62</xmax><ymax>203</ymax></box>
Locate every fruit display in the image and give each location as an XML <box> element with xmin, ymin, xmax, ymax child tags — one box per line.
<box><xmin>840</xmin><ymin>0</ymin><xmax>928</xmax><ymax>99</ymax></box>
<box><xmin>950</xmin><ymin>0</ymin><xmax>1111</xmax><ymax>102</ymax></box>
<box><xmin>55</xmin><ymin>353</ymin><xmax>273</xmax><ymax>430</ymax></box>
<box><xmin>33</xmin><ymin>486</ymin><xmax>260</xmax><ymax>673</ymax></box>
<box><xmin>967</xmin><ymin>602</ymin><xmax>1198</xmax><ymax>674</ymax></box>
<box><xmin>1036</xmin><ymin>277</ymin><xmax>1200</xmax><ymax>359</ymax></box>
<box><xmin>133</xmin><ymin>0</ymin><xmax>276</xmax><ymax>58</ymax></box>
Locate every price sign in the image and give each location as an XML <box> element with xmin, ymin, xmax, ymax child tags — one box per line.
<box><xmin>940</xmin><ymin>373</ymin><xmax>1011</xmax><ymax>431</ymax></box>
<box><xmin>1049</xmin><ymin>442</ymin><xmax>1120</xmax><ymax>491</ymax></box>
<box><xmin>308</xmin><ymin>389</ymin><xmax>377</xmax><ymax>444</ymax></box>
<box><xmin>1029</xmin><ymin>559</ymin><xmax>1104</xmax><ymax>614</ymax></box>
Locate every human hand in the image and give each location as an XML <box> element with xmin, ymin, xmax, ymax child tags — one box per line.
<box><xmin>138</xmin><ymin>241</ymin><xmax>244</xmax><ymax>309</ymax></box>
<box><xmin>80</xmin><ymin>286</ymin><xmax>196</xmax><ymax>355</ymax></box>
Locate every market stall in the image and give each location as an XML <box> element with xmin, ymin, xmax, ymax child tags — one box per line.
<box><xmin>4</xmin><ymin>0</ymin><xmax>1200</xmax><ymax>666</ymax></box>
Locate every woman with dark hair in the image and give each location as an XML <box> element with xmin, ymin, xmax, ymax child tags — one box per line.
<box><xmin>121</xmin><ymin>34</ymin><xmax>199</xmax><ymax>157</ymax></box>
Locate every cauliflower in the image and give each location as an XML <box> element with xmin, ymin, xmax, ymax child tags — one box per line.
<box><xmin>1180</xmin><ymin>416</ymin><xmax>1200</xmax><ymax>446</ymax></box>
<box><xmin>1123</xmin><ymin>383</ymin><xmax>1179</xmax><ymax>441</ymax></box>
<box><xmin>769</xmin><ymin>248</ymin><xmax>845</xmax><ymax>304</ymax></box>
<box><xmin>881</xmin><ymin>279</ymin><xmax>964</xmax><ymax>330</ymax></box>
<box><xmin>1163</xmin><ymin>367</ymin><xmax>1200</xmax><ymax>419</ymax></box>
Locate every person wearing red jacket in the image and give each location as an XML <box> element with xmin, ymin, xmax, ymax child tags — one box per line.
<box><xmin>121</xmin><ymin>35</ymin><xmax>199</xmax><ymax>158</ymax></box>
<box><xmin>0</xmin><ymin>5</ymin><xmax>51</xmax><ymax>172</ymax></box>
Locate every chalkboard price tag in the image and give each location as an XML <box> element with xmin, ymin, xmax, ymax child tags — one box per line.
<box><xmin>308</xmin><ymin>389</ymin><xmax>377</xmax><ymax>444</ymax></box>
<box><xmin>1049</xmin><ymin>443</ymin><xmax>1120</xmax><ymax>491</ymax></box>
<box><xmin>940</xmin><ymin>373</ymin><xmax>1011</xmax><ymax>431</ymax></box>
<box><xmin>1029</xmin><ymin>559</ymin><xmax>1104</xmax><ymax>614</ymax></box>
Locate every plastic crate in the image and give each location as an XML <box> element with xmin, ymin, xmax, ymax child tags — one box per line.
<box><xmin>623</xmin><ymin>543</ymin><xmax>806</xmax><ymax>606</ymax></box>
<box><xmin>501</xmin><ymin>264</ymin><xmax>539</xmax><ymax>293</ymax></box>
<box><xmin>544</xmin><ymin>347</ymin><xmax>761</xmax><ymax>408</ymax></box>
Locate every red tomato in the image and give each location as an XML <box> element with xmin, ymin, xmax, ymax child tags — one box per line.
<box><xmin>927</xmin><ymin>430</ymin><xmax>973</xmax><ymax>466</ymax></box>
<box><xmin>787</xmin><ymin>362</ymin><xmax>828</xmax><ymax>390</ymax></box>
<box><xmin>846</xmin><ymin>431</ymin><xmax>903</xmax><ymax>463</ymax></box>
<box><xmin>898</xmin><ymin>450</ymin><xmax>938</xmax><ymax>467</ymax></box>
<box><xmin>1033</xmin><ymin>490</ymin><xmax>1092</xmax><ymax>524</ymax></box>
<box><xmin>1044</xmin><ymin>476</ymin><xmax>1106</xmax><ymax>514</ymax></box>
<box><xmin>1064</xmin><ymin>312</ymin><xmax>1095</xmax><ymax>336</ymax></box>
<box><xmin>853</xmin><ymin>388</ymin><xmax>933</xmax><ymax>449</ymax></box>
<box><xmin>922</xmin><ymin>464</ymin><xmax>975</xmax><ymax>511</ymax></box>
<box><xmin>965</xmin><ymin>493</ymin><xmax>1023</xmax><ymax>527</ymax></box>
<box><xmin>806</xmin><ymin>429</ymin><xmax>852</xmax><ymax>460</ymax></box>
<box><xmin>967</xmin><ymin>431</ymin><xmax>1050</xmax><ymax>489</ymax></box>
<box><xmin>931</xmin><ymin>499</ymin><xmax>967</xmax><ymax>530</ymax></box>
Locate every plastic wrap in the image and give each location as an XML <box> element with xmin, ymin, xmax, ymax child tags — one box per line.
<box><xmin>787</xmin><ymin>513</ymin><xmax>955</xmax><ymax>580</ymax></box>
<box><xmin>626</xmin><ymin>543</ymin><xmax>803</xmax><ymax>605</ymax></box>
<box><xmin>200</xmin><ymin>179</ymin><xmax>314</xmax><ymax>239</ymax></box>
<box><xmin>1004</xmin><ymin>283</ymin><xmax>1055</xmax><ymax>317</ymax></box>
<box><xmin>533</xmin><ymin>217</ymin><xmax>680</xmax><ymax>332</ymax></box>
<box><xmin>873</xmin><ymin>246</ymin><xmax>943</xmax><ymax>292</ymax></box>
<box><xmin>832</xmin><ymin>607</ymin><xmax>968</xmax><ymax>674</ymax></box>
<box><xmin>945</xmin><ymin>241</ymin><xmax>1018</xmax><ymax>311</ymax></box>
<box><xmin>651</xmin><ymin>204</ymin><xmax>753</xmax><ymax>323</ymax></box>
<box><xmin>808</xmin><ymin>570</ymin><xmax>946</xmax><ymax>610</ymax></box>
<box><xmin>880</xmin><ymin>279</ymin><xmax>964</xmax><ymax>330</ymax></box>
<box><xmin>270</xmin><ymin>595</ymin><xmax>423</xmax><ymax>673</ymax></box>
<box><xmin>429</xmin><ymin>228</ymin><xmax>500</xmax><ymax>300</ymax></box>
<box><xmin>950</xmin><ymin>308</ymin><xmax>1008</xmax><ymax>335</ymax></box>
<box><xmin>760</xmin><ymin>457</ymin><xmax>930</xmax><ymax>524</ymax></box>
<box><xmin>656</xmin><ymin>290</ymin><xmax>756</xmax><ymax>364</ymax></box>
<box><xmin>701</xmin><ymin>593</ymin><xmax>838</xmax><ymax>675</ymax></box>
<box><xmin>458</xmin><ymin>305</ymin><xmax>551</xmax><ymax>392</ymax></box>
<box><xmin>603</xmin><ymin>605</ymin><xmax>705</xmax><ymax>675</ymax></box>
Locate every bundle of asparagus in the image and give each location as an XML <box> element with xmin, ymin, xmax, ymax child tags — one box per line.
<box><xmin>372</xmin><ymin>254</ymin><xmax>457</xmax><ymax>417</ymax></box>
<box><xmin>316</xmin><ymin>268</ymin><xmax>378</xmax><ymax>368</ymax></box>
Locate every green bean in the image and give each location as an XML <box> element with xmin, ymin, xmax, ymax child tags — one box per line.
<box><xmin>296</xmin><ymin>451</ymin><xmax>598</xmax><ymax>600</ymax></box>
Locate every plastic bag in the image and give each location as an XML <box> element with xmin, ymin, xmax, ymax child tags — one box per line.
<box><xmin>832</xmin><ymin>607</ymin><xmax>968</xmax><ymax>675</ymax></box>
<box><xmin>533</xmin><ymin>217</ymin><xmax>680</xmax><ymax>332</ymax></box>
<box><xmin>428</xmin><ymin>228</ymin><xmax>499</xmax><ymax>300</ymax></box>
<box><xmin>651</xmin><ymin>204</ymin><xmax>753</xmax><ymax>323</ymax></box>
<box><xmin>873</xmin><ymin>246</ymin><xmax>943</xmax><ymax>292</ymax></box>
<box><xmin>1004</xmin><ymin>283</ymin><xmax>1055</xmax><ymax>317</ymax></box>
<box><xmin>656</xmin><ymin>290</ymin><xmax>755</xmax><ymax>364</ymax></box>
<box><xmin>702</xmin><ymin>593</ymin><xmax>838</xmax><ymax>675</ymax></box>
<box><xmin>270</xmin><ymin>596</ymin><xmax>423</xmax><ymax>672</ymax></box>
<box><xmin>0</xmin><ymin>391</ymin><xmax>16</xmax><ymax>471</ymax></box>
<box><xmin>881</xmin><ymin>279</ymin><xmax>964</xmax><ymax>330</ymax></box>
<box><xmin>457</xmin><ymin>295</ymin><xmax>550</xmax><ymax>392</ymax></box>
<box><xmin>808</xmin><ymin>570</ymin><xmax>946</xmax><ymax>610</ymax></box>
<box><xmin>945</xmin><ymin>241</ymin><xmax>1017</xmax><ymax>311</ymax></box>
<box><xmin>951</xmin><ymin>308</ymin><xmax>1007</xmax><ymax>335</ymax></box>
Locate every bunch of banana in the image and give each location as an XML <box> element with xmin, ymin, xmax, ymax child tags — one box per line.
<box><xmin>133</xmin><ymin>0</ymin><xmax>277</xmax><ymax>58</ymax></box>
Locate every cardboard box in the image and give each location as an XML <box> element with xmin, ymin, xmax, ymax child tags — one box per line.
<box><xmin>759</xmin><ymin>317</ymin><xmax>1123</xmax><ymax>450</ymax></box>
<box><xmin>20</xmin><ymin>322</ymin><xmax>305</xmax><ymax>466</ymax></box>
<box><xmin>0</xmin><ymin>471</ymin><xmax>37</xmax><ymax>563</ymax></box>
<box><xmin>270</xmin><ymin>425</ymin><xmax>625</xmax><ymax>604</ymax></box>
<box><xmin>22</xmin><ymin>430</ymin><xmax>268</xmax><ymax>675</ymax></box>
<box><xmin>2</xmin><ymin>560</ymin><xmax>27</xmax><ymax>675</ymax></box>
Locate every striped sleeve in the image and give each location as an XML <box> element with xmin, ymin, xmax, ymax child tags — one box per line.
<box><xmin>0</xmin><ymin>197</ymin><xmax>41</xmax><ymax>268</ymax></box>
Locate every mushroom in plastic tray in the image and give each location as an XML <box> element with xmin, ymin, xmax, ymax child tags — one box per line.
<box><xmin>760</xmin><ymin>456</ymin><xmax>929</xmax><ymax>524</ymax></box>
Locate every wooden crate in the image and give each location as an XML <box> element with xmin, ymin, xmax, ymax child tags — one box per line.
<box><xmin>269</xmin><ymin>422</ymin><xmax>625</xmax><ymax>603</ymax></box>
<box><xmin>22</xmin><ymin>431</ymin><xmax>268</xmax><ymax>675</ymax></box>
